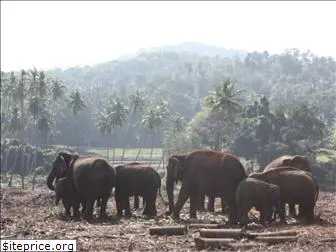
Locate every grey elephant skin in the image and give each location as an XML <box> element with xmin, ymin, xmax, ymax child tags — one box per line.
<box><xmin>55</xmin><ymin>177</ymin><xmax>82</xmax><ymax>217</ymax></box>
<box><xmin>235</xmin><ymin>177</ymin><xmax>280</xmax><ymax>226</ymax></box>
<box><xmin>249</xmin><ymin>166</ymin><xmax>319</xmax><ymax>223</ymax></box>
<box><xmin>114</xmin><ymin>164</ymin><xmax>164</xmax><ymax>217</ymax></box>
<box><xmin>263</xmin><ymin>154</ymin><xmax>311</xmax><ymax>217</ymax></box>
<box><xmin>47</xmin><ymin>152</ymin><xmax>116</xmax><ymax>218</ymax></box>
<box><xmin>264</xmin><ymin>155</ymin><xmax>311</xmax><ymax>172</ymax></box>
<box><xmin>166</xmin><ymin>150</ymin><xmax>247</xmax><ymax>224</ymax></box>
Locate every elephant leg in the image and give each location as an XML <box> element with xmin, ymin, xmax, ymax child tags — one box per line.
<box><xmin>143</xmin><ymin>193</ymin><xmax>157</xmax><ymax>217</ymax></box>
<box><xmin>173</xmin><ymin>185</ymin><xmax>190</xmax><ymax>219</ymax></box>
<box><xmin>96</xmin><ymin>198</ymin><xmax>102</xmax><ymax>208</ymax></box>
<box><xmin>142</xmin><ymin>197</ymin><xmax>146</xmax><ymax>209</ymax></box>
<box><xmin>227</xmin><ymin>198</ymin><xmax>239</xmax><ymax>225</ymax></box>
<box><xmin>99</xmin><ymin>195</ymin><xmax>109</xmax><ymax>219</ymax></box>
<box><xmin>124</xmin><ymin>197</ymin><xmax>132</xmax><ymax>217</ymax></box>
<box><xmin>259</xmin><ymin>209</ymin><xmax>266</xmax><ymax>225</ymax></box>
<box><xmin>240</xmin><ymin>210</ymin><xmax>249</xmax><ymax>227</ymax></box>
<box><xmin>221</xmin><ymin>197</ymin><xmax>227</xmax><ymax>214</ymax></box>
<box><xmin>84</xmin><ymin>200</ymin><xmax>94</xmax><ymax>219</ymax></box>
<box><xmin>197</xmin><ymin>194</ymin><xmax>206</xmax><ymax>211</ymax></box>
<box><xmin>134</xmin><ymin>196</ymin><xmax>140</xmax><ymax>209</ymax></box>
<box><xmin>289</xmin><ymin>204</ymin><xmax>296</xmax><ymax>217</ymax></box>
<box><xmin>190</xmin><ymin>192</ymin><xmax>200</xmax><ymax>219</ymax></box>
<box><xmin>301</xmin><ymin>203</ymin><xmax>314</xmax><ymax>223</ymax></box>
<box><xmin>81</xmin><ymin>200</ymin><xmax>86</xmax><ymax>216</ymax></box>
<box><xmin>207</xmin><ymin>196</ymin><xmax>215</xmax><ymax>212</ymax></box>
<box><xmin>115</xmin><ymin>189</ymin><xmax>124</xmax><ymax>217</ymax></box>
<box><xmin>73</xmin><ymin>203</ymin><xmax>81</xmax><ymax>218</ymax></box>
<box><xmin>278</xmin><ymin>201</ymin><xmax>287</xmax><ymax>224</ymax></box>
<box><xmin>63</xmin><ymin>201</ymin><xmax>71</xmax><ymax>217</ymax></box>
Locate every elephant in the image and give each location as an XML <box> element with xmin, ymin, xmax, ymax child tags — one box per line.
<box><xmin>122</xmin><ymin>162</ymin><xmax>146</xmax><ymax>210</ymax></box>
<box><xmin>235</xmin><ymin>177</ymin><xmax>280</xmax><ymax>226</ymax></box>
<box><xmin>47</xmin><ymin>152</ymin><xmax>117</xmax><ymax>219</ymax></box>
<box><xmin>166</xmin><ymin>150</ymin><xmax>247</xmax><ymax>224</ymax></box>
<box><xmin>249</xmin><ymin>166</ymin><xmax>319</xmax><ymax>223</ymax></box>
<box><xmin>263</xmin><ymin>154</ymin><xmax>311</xmax><ymax>217</ymax></box>
<box><xmin>55</xmin><ymin>177</ymin><xmax>82</xmax><ymax>218</ymax></box>
<box><xmin>264</xmin><ymin>155</ymin><xmax>311</xmax><ymax>172</ymax></box>
<box><xmin>114</xmin><ymin>163</ymin><xmax>165</xmax><ymax>217</ymax></box>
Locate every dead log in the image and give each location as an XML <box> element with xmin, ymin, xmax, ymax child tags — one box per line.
<box><xmin>199</xmin><ymin>228</ymin><xmax>243</xmax><ymax>239</ymax></box>
<box><xmin>194</xmin><ymin>237</ymin><xmax>236</xmax><ymax>250</ymax></box>
<box><xmin>255</xmin><ymin>236</ymin><xmax>298</xmax><ymax>244</ymax></box>
<box><xmin>188</xmin><ymin>223</ymin><xmax>223</xmax><ymax>229</ymax></box>
<box><xmin>149</xmin><ymin>226</ymin><xmax>187</xmax><ymax>236</ymax></box>
<box><xmin>228</xmin><ymin>242</ymin><xmax>266</xmax><ymax>249</ymax></box>
<box><xmin>247</xmin><ymin>230</ymin><xmax>298</xmax><ymax>238</ymax></box>
<box><xmin>319</xmin><ymin>238</ymin><xmax>336</xmax><ymax>243</ymax></box>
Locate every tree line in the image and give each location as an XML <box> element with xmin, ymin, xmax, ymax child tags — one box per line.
<box><xmin>1</xmin><ymin>47</ymin><xmax>335</xmax><ymax>189</ymax></box>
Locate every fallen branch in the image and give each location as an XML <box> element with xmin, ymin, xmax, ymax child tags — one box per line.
<box><xmin>77</xmin><ymin>235</ymin><xmax>130</xmax><ymax>240</ymax></box>
<box><xmin>194</xmin><ymin>237</ymin><xmax>236</xmax><ymax>250</ymax></box>
<box><xmin>149</xmin><ymin>226</ymin><xmax>187</xmax><ymax>236</ymax></box>
<box><xmin>0</xmin><ymin>235</ymin><xmax>17</xmax><ymax>239</ymax></box>
<box><xmin>319</xmin><ymin>238</ymin><xmax>336</xmax><ymax>243</ymax></box>
<box><xmin>247</xmin><ymin>230</ymin><xmax>298</xmax><ymax>238</ymax></box>
<box><xmin>228</xmin><ymin>242</ymin><xmax>266</xmax><ymax>249</ymax></box>
<box><xmin>188</xmin><ymin>223</ymin><xmax>224</xmax><ymax>229</ymax></box>
<box><xmin>255</xmin><ymin>236</ymin><xmax>298</xmax><ymax>244</ymax></box>
<box><xmin>199</xmin><ymin>228</ymin><xmax>243</xmax><ymax>239</ymax></box>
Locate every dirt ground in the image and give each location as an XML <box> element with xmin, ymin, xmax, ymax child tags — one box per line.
<box><xmin>1</xmin><ymin>178</ymin><xmax>336</xmax><ymax>251</ymax></box>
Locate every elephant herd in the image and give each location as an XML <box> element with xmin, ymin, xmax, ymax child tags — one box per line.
<box><xmin>46</xmin><ymin>151</ymin><xmax>319</xmax><ymax>226</ymax></box>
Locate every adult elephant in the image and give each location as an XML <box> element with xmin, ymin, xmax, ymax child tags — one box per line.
<box><xmin>263</xmin><ymin>154</ymin><xmax>311</xmax><ymax>217</ymax></box>
<box><xmin>166</xmin><ymin>150</ymin><xmax>247</xmax><ymax>224</ymax></box>
<box><xmin>249</xmin><ymin>167</ymin><xmax>319</xmax><ymax>223</ymax></box>
<box><xmin>47</xmin><ymin>152</ymin><xmax>117</xmax><ymax>218</ymax></box>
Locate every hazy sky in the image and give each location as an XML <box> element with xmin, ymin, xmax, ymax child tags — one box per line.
<box><xmin>1</xmin><ymin>1</ymin><xmax>335</xmax><ymax>71</ymax></box>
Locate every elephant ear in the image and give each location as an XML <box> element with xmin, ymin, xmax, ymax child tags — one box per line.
<box><xmin>53</xmin><ymin>153</ymin><xmax>70</xmax><ymax>178</ymax></box>
<box><xmin>168</xmin><ymin>157</ymin><xmax>182</xmax><ymax>181</ymax></box>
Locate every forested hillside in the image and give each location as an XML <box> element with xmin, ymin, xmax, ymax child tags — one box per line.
<box><xmin>1</xmin><ymin>45</ymin><xmax>335</xmax><ymax>175</ymax></box>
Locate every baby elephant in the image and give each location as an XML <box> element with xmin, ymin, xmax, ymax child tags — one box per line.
<box><xmin>235</xmin><ymin>177</ymin><xmax>280</xmax><ymax>226</ymax></box>
<box><xmin>55</xmin><ymin>177</ymin><xmax>82</xmax><ymax>218</ymax></box>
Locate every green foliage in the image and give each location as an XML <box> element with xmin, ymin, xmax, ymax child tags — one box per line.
<box><xmin>1</xmin><ymin>46</ymin><xmax>335</xmax><ymax>178</ymax></box>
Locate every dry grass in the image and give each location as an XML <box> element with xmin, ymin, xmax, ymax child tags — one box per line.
<box><xmin>1</xmin><ymin>179</ymin><xmax>335</xmax><ymax>251</ymax></box>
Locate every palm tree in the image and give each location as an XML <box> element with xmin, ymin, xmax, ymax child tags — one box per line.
<box><xmin>68</xmin><ymin>90</ymin><xmax>86</xmax><ymax>116</ymax></box>
<box><xmin>139</xmin><ymin>100</ymin><xmax>169</xmax><ymax>161</ymax></box>
<box><xmin>204</xmin><ymin>77</ymin><xmax>244</xmax><ymax>150</ymax></box>
<box><xmin>13</xmin><ymin>70</ymin><xmax>26</xmax><ymax>141</ymax></box>
<box><xmin>121</xmin><ymin>89</ymin><xmax>146</xmax><ymax>161</ymax></box>
<box><xmin>97</xmin><ymin>97</ymin><xmax>127</xmax><ymax>163</ymax></box>
<box><xmin>8</xmin><ymin>108</ymin><xmax>22</xmax><ymax>139</ymax></box>
<box><xmin>50</xmin><ymin>79</ymin><xmax>65</xmax><ymax>139</ymax></box>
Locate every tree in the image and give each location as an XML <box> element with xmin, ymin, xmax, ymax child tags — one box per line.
<box><xmin>96</xmin><ymin>97</ymin><xmax>127</xmax><ymax>162</ymax></box>
<box><xmin>68</xmin><ymin>90</ymin><xmax>86</xmax><ymax>116</ymax></box>
<box><xmin>204</xmin><ymin>78</ymin><xmax>244</xmax><ymax>150</ymax></box>
<box><xmin>121</xmin><ymin>88</ymin><xmax>146</xmax><ymax>161</ymax></box>
<box><xmin>140</xmin><ymin>100</ymin><xmax>169</xmax><ymax>161</ymax></box>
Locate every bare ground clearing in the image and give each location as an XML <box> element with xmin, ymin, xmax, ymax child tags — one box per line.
<box><xmin>1</xmin><ymin>178</ymin><xmax>335</xmax><ymax>251</ymax></box>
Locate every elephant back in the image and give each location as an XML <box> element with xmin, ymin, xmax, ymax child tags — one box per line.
<box><xmin>264</xmin><ymin>155</ymin><xmax>311</xmax><ymax>172</ymax></box>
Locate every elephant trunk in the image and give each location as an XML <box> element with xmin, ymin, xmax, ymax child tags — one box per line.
<box><xmin>47</xmin><ymin>168</ymin><xmax>56</xmax><ymax>191</ymax></box>
<box><xmin>166</xmin><ymin>172</ymin><xmax>175</xmax><ymax>214</ymax></box>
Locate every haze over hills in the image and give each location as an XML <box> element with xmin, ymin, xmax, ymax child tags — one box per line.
<box><xmin>137</xmin><ymin>42</ymin><xmax>247</xmax><ymax>60</ymax></box>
